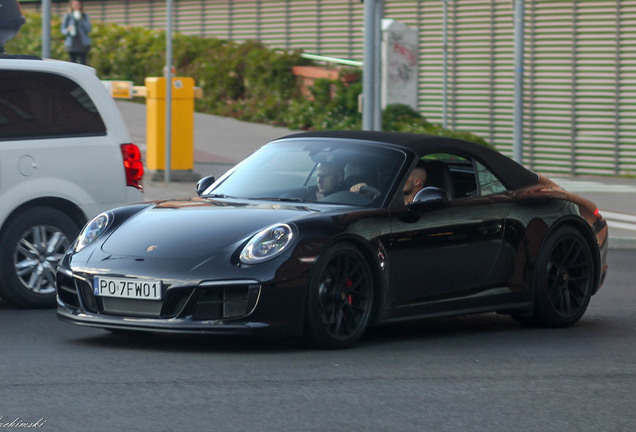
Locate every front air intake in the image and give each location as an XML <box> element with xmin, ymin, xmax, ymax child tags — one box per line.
<box><xmin>193</xmin><ymin>284</ymin><xmax>261</xmax><ymax>320</ymax></box>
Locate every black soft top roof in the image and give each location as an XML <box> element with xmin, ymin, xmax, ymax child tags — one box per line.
<box><xmin>279</xmin><ymin>130</ymin><xmax>539</xmax><ymax>191</ymax></box>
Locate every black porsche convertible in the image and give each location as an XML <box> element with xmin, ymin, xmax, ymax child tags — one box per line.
<box><xmin>56</xmin><ymin>131</ymin><xmax>609</xmax><ymax>348</ymax></box>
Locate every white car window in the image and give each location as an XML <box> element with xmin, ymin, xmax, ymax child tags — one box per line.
<box><xmin>0</xmin><ymin>70</ymin><xmax>105</xmax><ymax>140</ymax></box>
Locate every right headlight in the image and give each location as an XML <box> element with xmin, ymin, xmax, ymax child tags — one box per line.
<box><xmin>239</xmin><ymin>223</ymin><xmax>295</xmax><ymax>264</ymax></box>
<box><xmin>75</xmin><ymin>212</ymin><xmax>111</xmax><ymax>252</ymax></box>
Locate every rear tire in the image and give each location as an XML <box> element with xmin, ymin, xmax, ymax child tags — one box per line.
<box><xmin>515</xmin><ymin>226</ymin><xmax>595</xmax><ymax>327</ymax></box>
<box><xmin>304</xmin><ymin>243</ymin><xmax>374</xmax><ymax>349</ymax></box>
<box><xmin>0</xmin><ymin>207</ymin><xmax>80</xmax><ymax>308</ymax></box>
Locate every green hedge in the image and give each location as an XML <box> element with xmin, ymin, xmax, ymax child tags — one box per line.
<box><xmin>6</xmin><ymin>12</ymin><xmax>489</xmax><ymax>147</ymax></box>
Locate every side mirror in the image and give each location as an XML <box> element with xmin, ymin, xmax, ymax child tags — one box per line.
<box><xmin>409</xmin><ymin>187</ymin><xmax>449</xmax><ymax>209</ymax></box>
<box><xmin>195</xmin><ymin>176</ymin><xmax>215</xmax><ymax>196</ymax></box>
<box><xmin>0</xmin><ymin>0</ymin><xmax>25</xmax><ymax>54</ymax></box>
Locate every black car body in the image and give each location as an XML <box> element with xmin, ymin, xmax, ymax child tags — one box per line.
<box><xmin>56</xmin><ymin>131</ymin><xmax>609</xmax><ymax>348</ymax></box>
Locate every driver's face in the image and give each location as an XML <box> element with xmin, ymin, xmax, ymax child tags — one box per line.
<box><xmin>316</xmin><ymin>164</ymin><xmax>341</xmax><ymax>195</ymax></box>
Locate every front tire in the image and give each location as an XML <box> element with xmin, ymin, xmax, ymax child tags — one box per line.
<box><xmin>0</xmin><ymin>207</ymin><xmax>80</xmax><ymax>308</ymax></box>
<box><xmin>517</xmin><ymin>225</ymin><xmax>595</xmax><ymax>327</ymax></box>
<box><xmin>304</xmin><ymin>243</ymin><xmax>374</xmax><ymax>349</ymax></box>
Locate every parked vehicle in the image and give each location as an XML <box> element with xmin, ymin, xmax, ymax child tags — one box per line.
<box><xmin>0</xmin><ymin>56</ymin><xmax>144</xmax><ymax>308</ymax></box>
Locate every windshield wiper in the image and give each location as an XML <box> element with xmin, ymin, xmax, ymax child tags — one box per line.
<box><xmin>204</xmin><ymin>193</ymin><xmax>236</xmax><ymax>199</ymax></box>
<box><xmin>250</xmin><ymin>197</ymin><xmax>306</xmax><ymax>203</ymax></box>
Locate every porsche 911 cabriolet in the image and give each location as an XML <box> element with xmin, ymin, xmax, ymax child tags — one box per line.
<box><xmin>56</xmin><ymin>131</ymin><xmax>609</xmax><ymax>348</ymax></box>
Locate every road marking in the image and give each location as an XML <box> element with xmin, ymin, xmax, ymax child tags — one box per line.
<box><xmin>600</xmin><ymin>210</ymin><xmax>636</xmax><ymax>232</ymax></box>
<box><xmin>552</xmin><ymin>179</ymin><xmax>636</xmax><ymax>193</ymax></box>
<box><xmin>606</xmin><ymin>221</ymin><xmax>636</xmax><ymax>232</ymax></box>
<box><xmin>546</xmin><ymin>180</ymin><xmax>636</xmax><ymax>232</ymax></box>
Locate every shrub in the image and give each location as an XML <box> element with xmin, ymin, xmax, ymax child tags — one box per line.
<box><xmin>4</xmin><ymin>12</ymin><xmax>66</xmax><ymax>58</ymax></box>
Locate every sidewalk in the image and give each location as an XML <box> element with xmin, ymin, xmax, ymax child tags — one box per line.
<box><xmin>115</xmin><ymin>101</ymin><xmax>636</xmax><ymax>249</ymax></box>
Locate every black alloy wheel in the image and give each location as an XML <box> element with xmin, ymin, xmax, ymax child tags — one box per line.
<box><xmin>521</xmin><ymin>225</ymin><xmax>595</xmax><ymax>327</ymax></box>
<box><xmin>305</xmin><ymin>243</ymin><xmax>374</xmax><ymax>349</ymax></box>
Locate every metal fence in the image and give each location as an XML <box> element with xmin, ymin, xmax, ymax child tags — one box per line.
<box><xmin>21</xmin><ymin>0</ymin><xmax>636</xmax><ymax>176</ymax></box>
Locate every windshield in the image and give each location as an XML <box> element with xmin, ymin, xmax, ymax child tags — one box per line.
<box><xmin>207</xmin><ymin>139</ymin><xmax>407</xmax><ymax>206</ymax></box>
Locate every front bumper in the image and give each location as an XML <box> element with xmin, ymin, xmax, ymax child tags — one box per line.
<box><xmin>56</xmin><ymin>304</ymin><xmax>283</xmax><ymax>336</ymax></box>
<box><xmin>56</xmin><ymin>269</ymin><xmax>309</xmax><ymax>338</ymax></box>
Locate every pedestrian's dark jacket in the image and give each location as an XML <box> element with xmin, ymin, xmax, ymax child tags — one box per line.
<box><xmin>61</xmin><ymin>11</ymin><xmax>92</xmax><ymax>53</ymax></box>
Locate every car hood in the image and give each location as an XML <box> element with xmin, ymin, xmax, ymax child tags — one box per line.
<box><xmin>100</xmin><ymin>198</ymin><xmax>321</xmax><ymax>259</ymax></box>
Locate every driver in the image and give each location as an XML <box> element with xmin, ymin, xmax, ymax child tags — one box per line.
<box><xmin>403</xmin><ymin>164</ymin><xmax>427</xmax><ymax>204</ymax></box>
<box><xmin>315</xmin><ymin>162</ymin><xmax>345</xmax><ymax>199</ymax></box>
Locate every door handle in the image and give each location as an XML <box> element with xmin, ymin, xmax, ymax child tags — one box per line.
<box><xmin>478</xmin><ymin>222</ymin><xmax>502</xmax><ymax>235</ymax></box>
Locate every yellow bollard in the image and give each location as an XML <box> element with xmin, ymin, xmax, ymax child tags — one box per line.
<box><xmin>145</xmin><ymin>76</ymin><xmax>196</xmax><ymax>176</ymax></box>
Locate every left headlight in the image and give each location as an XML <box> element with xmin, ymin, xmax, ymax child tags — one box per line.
<box><xmin>240</xmin><ymin>223</ymin><xmax>295</xmax><ymax>264</ymax></box>
<box><xmin>75</xmin><ymin>212</ymin><xmax>111</xmax><ymax>252</ymax></box>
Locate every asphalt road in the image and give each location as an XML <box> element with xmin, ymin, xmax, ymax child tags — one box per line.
<box><xmin>1</xmin><ymin>250</ymin><xmax>635</xmax><ymax>432</ymax></box>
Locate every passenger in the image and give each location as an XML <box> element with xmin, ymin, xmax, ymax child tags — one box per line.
<box><xmin>315</xmin><ymin>162</ymin><xmax>345</xmax><ymax>199</ymax></box>
<box><xmin>403</xmin><ymin>165</ymin><xmax>427</xmax><ymax>204</ymax></box>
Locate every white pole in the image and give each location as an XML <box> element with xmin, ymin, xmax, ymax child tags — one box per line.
<box><xmin>441</xmin><ymin>0</ymin><xmax>450</xmax><ymax>129</ymax></box>
<box><xmin>362</xmin><ymin>0</ymin><xmax>376</xmax><ymax>131</ymax></box>
<box><xmin>513</xmin><ymin>0</ymin><xmax>525</xmax><ymax>164</ymax></box>
<box><xmin>165</xmin><ymin>0</ymin><xmax>173</xmax><ymax>182</ymax></box>
<box><xmin>373</xmin><ymin>0</ymin><xmax>383</xmax><ymax>131</ymax></box>
<box><xmin>42</xmin><ymin>0</ymin><xmax>51</xmax><ymax>58</ymax></box>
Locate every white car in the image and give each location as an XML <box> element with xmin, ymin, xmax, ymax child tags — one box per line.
<box><xmin>0</xmin><ymin>57</ymin><xmax>144</xmax><ymax>308</ymax></box>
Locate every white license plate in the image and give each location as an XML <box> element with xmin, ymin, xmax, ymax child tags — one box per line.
<box><xmin>93</xmin><ymin>277</ymin><xmax>162</xmax><ymax>300</ymax></box>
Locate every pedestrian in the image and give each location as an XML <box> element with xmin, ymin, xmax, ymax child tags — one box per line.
<box><xmin>61</xmin><ymin>0</ymin><xmax>91</xmax><ymax>64</ymax></box>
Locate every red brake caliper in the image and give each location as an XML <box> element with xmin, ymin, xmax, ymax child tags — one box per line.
<box><xmin>345</xmin><ymin>279</ymin><xmax>353</xmax><ymax>304</ymax></box>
